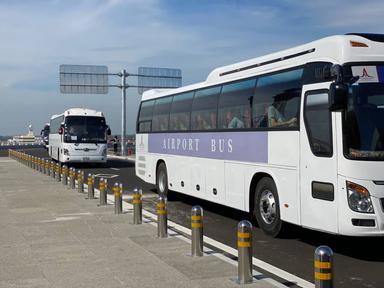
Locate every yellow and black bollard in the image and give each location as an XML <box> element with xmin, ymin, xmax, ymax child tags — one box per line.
<box><xmin>56</xmin><ymin>163</ymin><xmax>61</xmax><ymax>182</ymax></box>
<box><xmin>87</xmin><ymin>174</ymin><xmax>95</xmax><ymax>199</ymax></box>
<box><xmin>113</xmin><ymin>182</ymin><xmax>122</xmax><ymax>214</ymax></box>
<box><xmin>99</xmin><ymin>178</ymin><xmax>107</xmax><ymax>206</ymax></box>
<box><xmin>157</xmin><ymin>195</ymin><xmax>168</xmax><ymax>238</ymax></box>
<box><xmin>77</xmin><ymin>170</ymin><xmax>84</xmax><ymax>193</ymax></box>
<box><xmin>314</xmin><ymin>246</ymin><xmax>333</xmax><ymax>288</ymax></box>
<box><xmin>132</xmin><ymin>188</ymin><xmax>142</xmax><ymax>224</ymax></box>
<box><xmin>236</xmin><ymin>220</ymin><xmax>253</xmax><ymax>284</ymax></box>
<box><xmin>70</xmin><ymin>168</ymin><xmax>76</xmax><ymax>189</ymax></box>
<box><xmin>191</xmin><ymin>206</ymin><xmax>204</xmax><ymax>256</ymax></box>
<box><xmin>46</xmin><ymin>160</ymin><xmax>49</xmax><ymax>175</ymax></box>
<box><xmin>50</xmin><ymin>161</ymin><xmax>55</xmax><ymax>179</ymax></box>
<box><xmin>62</xmin><ymin>165</ymin><xmax>68</xmax><ymax>185</ymax></box>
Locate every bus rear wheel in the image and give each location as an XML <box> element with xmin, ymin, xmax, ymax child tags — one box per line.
<box><xmin>156</xmin><ymin>162</ymin><xmax>168</xmax><ymax>196</ymax></box>
<box><xmin>253</xmin><ymin>177</ymin><xmax>282</xmax><ymax>237</ymax></box>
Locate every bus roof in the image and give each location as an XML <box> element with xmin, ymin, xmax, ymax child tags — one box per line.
<box><xmin>50</xmin><ymin>108</ymin><xmax>104</xmax><ymax>120</ymax></box>
<box><xmin>142</xmin><ymin>33</ymin><xmax>384</xmax><ymax>101</ymax></box>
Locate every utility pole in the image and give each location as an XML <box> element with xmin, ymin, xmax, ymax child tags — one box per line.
<box><xmin>120</xmin><ymin>69</ymin><xmax>127</xmax><ymax>156</ymax></box>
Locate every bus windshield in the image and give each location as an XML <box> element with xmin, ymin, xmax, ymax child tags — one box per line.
<box><xmin>65</xmin><ymin>116</ymin><xmax>107</xmax><ymax>143</ymax></box>
<box><xmin>41</xmin><ymin>125</ymin><xmax>50</xmax><ymax>137</ymax></box>
<box><xmin>343</xmin><ymin>82</ymin><xmax>384</xmax><ymax>160</ymax></box>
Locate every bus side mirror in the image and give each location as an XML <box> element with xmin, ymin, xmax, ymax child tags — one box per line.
<box><xmin>106</xmin><ymin>126</ymin><xmax>111</xmax><ymax>136</ymax></box>
<box><xmin>329</xmin><ymin>64</ymin><xmax>347</xmax><ymax>111</ymax></box>
<box><xmin>329</xmin><ymin>82</ymin><xmax>347</xmax><ymax>111</ymax></box>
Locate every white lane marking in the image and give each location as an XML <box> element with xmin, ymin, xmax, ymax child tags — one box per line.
<box><xmin>87</xmin><ymin>184</ymin><xmax>313</xmax><ymax>288</ymax></box>
<box><xmin>94</xmin><ymin>173</ymin><xmax>119</xmax><ymax>178</ymax></box>
<box><xmin>60</xmin><ymin>212</ymin><xmax>93</xmax><ymax>216</ymax></box>
<box><xmin>40</xmin><ymin>216</ymin><xmax>79</xmax><ymax>223</ymax></box>
<box><xmin>110</xmin><ymin>168</ymin><xmax>120</xmax><ymax>171</ymax></box>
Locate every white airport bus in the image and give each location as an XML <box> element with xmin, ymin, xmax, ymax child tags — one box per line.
<box><xmin>136</xmin><ymin>33</ymin><xmax>384</xmax><ymax>237</ymax></box>
<box><xmin>49</xmin><ymin>108</ymin><xmax>110</xmax><ymax>163</ymax></box>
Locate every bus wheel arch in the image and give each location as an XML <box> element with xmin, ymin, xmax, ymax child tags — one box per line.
<box><xmin>156</xmin><ymin>160</ymin><xmax>168</xmax><ymax>196</ymax></box>
<box><xmin>250</xmin><ymin>173</ymin><xmax>283</xmax><ymax>237</ymax></box>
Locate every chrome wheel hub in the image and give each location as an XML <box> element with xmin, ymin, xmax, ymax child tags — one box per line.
<box><xmin>259</xmin><ymin>190</ymin><xmax>276</xmax><ymax>225</ymax></box>
<box><xmin>158</xmin><ymin>171</ymin><xmax>166</xmax><ymax>193</ymax></box>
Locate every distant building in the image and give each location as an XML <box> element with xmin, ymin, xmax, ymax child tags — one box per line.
<box><xmin>8</xmin><ymin>124</ymin><xmax>42</xmax><ymax>145</ymax></box>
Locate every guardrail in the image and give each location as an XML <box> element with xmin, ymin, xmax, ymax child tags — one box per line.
<box><xmin>9</xmin><ymin>148</ymin><xmax>333</xmax><ymax>287</ymax></box>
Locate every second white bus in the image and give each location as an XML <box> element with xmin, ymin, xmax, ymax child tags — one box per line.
<box><xmin>49</xmin><ymin>108</ymin><xmax>110</xmax><ymax>163</ymax></box>
<box><xmin>136</xmin><ymin>33</ymin><xmax>384</xmax><ymax>237</ymax></box>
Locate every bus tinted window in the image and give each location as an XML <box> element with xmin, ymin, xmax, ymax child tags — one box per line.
<box><xmin>253</xmin><ymin>69</ymin><xmax>302</xmax><ymax>129</ymax></box>
<box><xmin>304</xmin><ymin>92</ymin><xmax>332</xmax><ymax>156</ymax></box>
<box><xmin>50</xmin><ymin>115</ymin><xmax>63</xmax><ymax>134</ymax></box>
<box><xmin>169</xmin><ymin>92</ymin><xmax>194</xmax><ymax>131</ymax></box>
<box><xmin>152</xmin><ymin>97</ymin><xmax>172</xmax><ymax>132</ymax></box>
<box><xmin>65</xmin><ymin>116</ymin><xmax>107</xmax><ymax>143</ymax></box>
<box><xmin>191</xmin><ymin>86</ymin><xmax>221</xmax><ymax>130</ymax></box>
<box><xmin>138</xmin><ymin>100</ymin><xmax>155</xmax><ymax>133</ymax></box>
<box><xmin>218</xmin><ymin>78</ymin><xmax>255</xmax><ymax>129</ymax></box>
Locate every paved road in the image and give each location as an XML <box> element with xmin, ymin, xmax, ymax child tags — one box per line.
<box><xmin>22</xmin><ymin>148</ymin><xmax>384</xmax><ymax>288</ymax></box>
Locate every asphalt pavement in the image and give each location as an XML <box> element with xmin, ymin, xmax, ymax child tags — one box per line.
<box><xmin>16</xmin><ymin>148</ymin><xmax>384</xmax><ymax>288</ymax></box>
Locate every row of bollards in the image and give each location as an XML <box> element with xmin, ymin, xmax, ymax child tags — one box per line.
<box><xmin>9</xmin><ymin>148</ymin><xmax>334</xmax><ymax>287</ymax></box>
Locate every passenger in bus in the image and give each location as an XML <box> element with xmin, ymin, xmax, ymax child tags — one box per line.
<box><xmin>178</xmin><ymin>114</ymin><xmax>188</xmax><ymax>130</ymax></box>
<box><xmin>226</xmin><ymin>110</ymin><xmax>244</xmax><ymax>129</ymax></box>
<box><xmin>159</xmin><ymin>116</ymin><xmax>168</xmax><ymax>131</ymax></box>
<box><xmin>268</xmin><ymin>103</ymin><xmax>297</xmax><ymax>127</ymax></box>
<box><xmin>209</xmin><ymin>111</ymin><xmax>217</xmax><ymax>129</ymax></box>
<box><xmin>195</xmin><ymin>113</ymin><xmax>209</xmax><ymax>130</ymax></box>
<box><xmin>242</xmin><ymin>108</ymin><xmax>251</xmax><ymax>128</ymax></box>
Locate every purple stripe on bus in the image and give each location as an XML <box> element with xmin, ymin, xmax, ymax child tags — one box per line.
<box><xmin>148</xmin><ymin>132</ymin><xmax>268</xmax><ymax>163</ymax></box>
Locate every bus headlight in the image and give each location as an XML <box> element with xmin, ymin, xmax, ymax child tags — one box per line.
<box><xmin>346</xmin><ymin>181</ymin><xmax>374</xmax><ymax>213</ymax></box>
<box><xmin>63</xmin><ymin>149</ymin><xmax>70</xmax><ymax>156</ymax></box>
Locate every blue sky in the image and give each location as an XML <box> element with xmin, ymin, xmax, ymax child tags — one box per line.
<box><xmin>0</xmin><ymin>0</ymin><xmax>383</xmax><ymax>135</ymax></box>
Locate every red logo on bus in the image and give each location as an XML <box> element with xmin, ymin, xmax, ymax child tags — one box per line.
<box><xmin>361</xmin><ymin>68</ymin><xmax>372</xmax><ymax>78</ymax></box>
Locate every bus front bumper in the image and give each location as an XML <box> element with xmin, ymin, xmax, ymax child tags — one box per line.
<box><xmin>61</xmin><ymin>155</ymin><xmax>107</xmax><ymax>163</ymax></box>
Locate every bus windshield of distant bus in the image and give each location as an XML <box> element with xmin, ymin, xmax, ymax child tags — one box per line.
<box><xmin>64</xmin><ymin>116</ymin><xmax>107</xmax><ymax>143</ymax></box>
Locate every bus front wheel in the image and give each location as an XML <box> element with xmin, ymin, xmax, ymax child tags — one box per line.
<box><xmin>254</xmin><ymin>177</ymin><xmax>282</xmax><ymax>237</ymax></box>
<box><xmin>156</xmin><ymin>162</ymin><xmax>168</xmax><ymax>196</ymax></box>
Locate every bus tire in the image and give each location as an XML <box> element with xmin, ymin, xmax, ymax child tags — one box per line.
<box><xmin>253</xmin><ymin>177</ymin><xmax>282</xmax><ymax>237</ymax></box>
<box><xmin>156</xmin><ymin>162</ymin><xmax>168</xmax><ymax>196</ymax></box>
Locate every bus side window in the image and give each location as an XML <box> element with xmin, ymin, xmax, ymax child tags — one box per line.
<box><xmin>191</xmin><ymin>86</ymin><xmax>221</xmax><ymax>131</ymax></box>
<box><xmin>137</xmin><ymin>100</ymin><xmax>155</xmax><ymax>133</ymax></box>
<box><xmin>253</xmin><ymin>68</ymin><xmax>302</xmax><ymax>129</ymax></box>
<box><xmin>138</xmin><ymin>121</ymin><xmax>151</xmax><ymax>133</ymax></box>
<box><xmin>169</xmin><ymin>92</ymin><xmax>194</xmax><ymax>131</ymax></box>
<box><xmin>218</xmin><ymin>78</ymin><xmax>256</xmax><ymax>130</ymax></box>
<box><xmin>304</xmin><ymin>91</ymin><xmax>332</xmax><ymax>157</ymax></box>
<box><xmin>152</xmin><ymin>97</ymin><xmax>172</xmax><ymax>132</ymax></box>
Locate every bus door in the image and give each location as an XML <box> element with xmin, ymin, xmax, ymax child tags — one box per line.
<box><xmin>299</xmin><ymin>85</ymin><xmax>338</xmax><ymax>233</ymax></box>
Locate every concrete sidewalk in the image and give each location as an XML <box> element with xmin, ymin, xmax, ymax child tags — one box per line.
<box><xmin>0</xmin><ymin>158</ymin><xmax>280</xmax><ymax>288</ymax></box>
